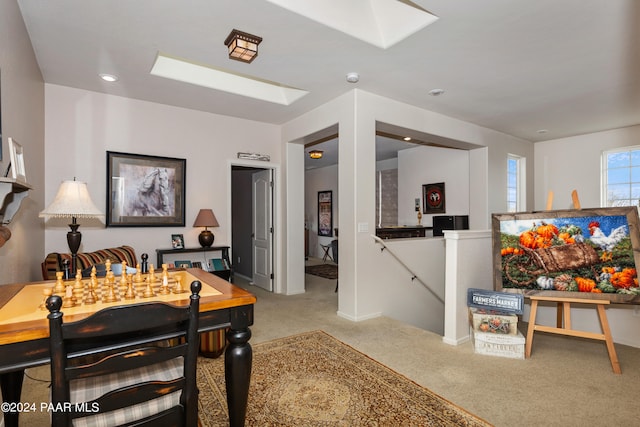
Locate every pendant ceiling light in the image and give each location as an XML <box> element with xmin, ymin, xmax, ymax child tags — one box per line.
<box><xmin>224</xmin><ymin>29</ymin><xmax>262</xmax><ymax>63</ymax></box>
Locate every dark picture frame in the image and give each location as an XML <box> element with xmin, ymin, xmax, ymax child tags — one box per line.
<box><xmin>318</xmin><ymin>190</ymin><xmax>333</xmax><ymax>237</ymax></box>
<box><xmin>171</xmin><ymin>234</ymin><xmax>184</xmax><ymax>249</ymax></box>
<box><xmin>492</xmin><ymin>207</ymin><xmax>640</xmax><ymax>303</ymax></box>
<box><xmin>106</xmin><ymin>151</ymin><xmax>186</xmax><ymax>227</ymax></box>
<box><xmin>423</xmin><ymin>182</ymin><xmax>445</xmax><ymax>214</ymax></box>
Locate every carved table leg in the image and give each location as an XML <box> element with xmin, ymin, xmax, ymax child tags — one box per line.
<box><xmin>0</xmin><ymin>370</ymin><xmax>25</xmax><ymax>427</ymax></box>
<box><xmin>225</xmin><ymin>328</ymin><xmax>252</xmax><ymax>427</ymax></box>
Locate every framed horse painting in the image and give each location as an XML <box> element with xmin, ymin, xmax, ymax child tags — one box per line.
<box><xmin>106</xmin><ymin>151</ymin><xmax>186</xmax><ymax>227</ymax></box>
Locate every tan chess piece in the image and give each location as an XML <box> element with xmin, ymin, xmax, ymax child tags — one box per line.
<box><xmin>90</xmin><ymin>267</ymin><xmax>99</xmax><ymax>293</ymax></box>
<box><xmin>134</xmin><ymin>264</ymin><xmax>144</xmax><ymax>283</ymax></box>
<box><xmin>148</xmin><ymin>264</ymin><xmax>156</xmax><ymax>283</ymax></box>
<box><xmin>124</xmin><ymin>274</ymin><xmax>136</xmax><ymax>300</ymax></box>
<box><xmin>119</xmin><ymin>269</ymin><xmax>128</xmax><ymax>294</ymax></box>
<box><xmin>120</xmin><ymin>261</ymin><xmax>128</xmax><ymax>284</ymax></box>
<box><xmin>159</xmin><ymin>264</ymin><xmax>171</xmax><ymax>295</ymax></box>
<box><xmin>173</xmin><ymin>275</ymin><xmax>187</xmax><ymax>293</ymax></box>
<box><xmin>84</xmin><ymin>279</ymin><xmax>97</xmax><ymax>305</ymax></box>
<box><xmin>62</xmin><ymin>285</ymin><xmax>75</xmax><ymax>308</ymax></box>
<box><xmin>143</xmin><ymin>274</ymin><xmax>156</xmax><ymax>298</ymax></box>
<box><xmin>73</xmin><ymin>270</ymin><xmax>84</xmax><ymax>305</ymax></box>
<box><xmin>40</xmin><ymin>287</ymin><xmax>53</xmax><ymax>310</ymax></box>
<box><xmin>106</xmin><ymin>262</ymin><xmax>115</xmax><ymax>281</ymax></box>
<box><xmin>53</xmin><ymin>271</ymin><xmax>66</xmax><ymax>295</ymax></box>
<box><xmin>104</xmin><ymin>281</ymin><xmax>119</xmax><ymax>303</ymax></box>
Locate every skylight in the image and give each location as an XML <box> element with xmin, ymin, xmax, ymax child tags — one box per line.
<box><xmin>265</xmin><ymin>0</ymin><xmax>438</xmax><ymax>49</ymax></box>
<box><xmin>150</xmin><ymin>53</ymin><xmax>309</xmax><ymax>105</ymax></box>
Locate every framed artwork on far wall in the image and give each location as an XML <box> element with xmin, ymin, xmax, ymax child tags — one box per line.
<box><xmin>318</xmin><ymin>190</ymin><xmax>333</xmax><ymax>237</ymax></box>
<box><xmin>106</xmin><ymin>151</ymin><xmax>186</xmax><ymax>227</ymax></box>
<box><xmin>423</xmin><ymin>182</ymin><xmax>445</xmax><ymax>214</ymax></box>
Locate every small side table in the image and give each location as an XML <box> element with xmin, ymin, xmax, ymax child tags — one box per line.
<box><xmin>156</xmin><ymin>246</ymin><xmax>232</xmax><ymax>281</ymax></box>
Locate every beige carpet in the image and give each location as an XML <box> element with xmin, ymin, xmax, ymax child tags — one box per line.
<box><xmin>198</xmin><ymin>330</ymin><xmax>491</xmax><ymax>427</ymax></box>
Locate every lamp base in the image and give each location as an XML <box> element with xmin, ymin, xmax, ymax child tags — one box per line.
<box><xmin>199</xmin><ymin>230</ymin><xmax>214</xmax><ymax>248</ymax></box>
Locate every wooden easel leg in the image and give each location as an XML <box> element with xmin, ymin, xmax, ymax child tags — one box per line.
<box><xmin>525</xmin><ymin>299</ymin><xmax>539</xmax><ymax>358</ymax></box>
<box><xmin>563</xmin><ymin>302</ymin><xmax>572</xmax><ymax>329</ymax></box>
<box><xmin>596</xmin><ymin>304</ymin><xmax>621</xmax><ymax>374</ymax></box>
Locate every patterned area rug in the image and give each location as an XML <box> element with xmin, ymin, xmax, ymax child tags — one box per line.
<box><xmin>305</xmin><ymin>264</ymin><xmax>338</xmax><ymax>280</ymax></box>
<box><xmin>197</xmin><ymin>330</ymin><xmax>492</xmax><ymax>426</ymax></box>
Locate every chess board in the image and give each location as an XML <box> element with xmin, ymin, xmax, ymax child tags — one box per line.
<box><xmin>0</xmin><ymin>270</ymin><xmax>222</xmax><ymax>325</ymax></box>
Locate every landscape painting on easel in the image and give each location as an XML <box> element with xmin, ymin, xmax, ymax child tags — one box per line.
<box><xmin>492</xmin><ymin>207</ymin><xmax>640</xmax><ymax>302</ymax></box>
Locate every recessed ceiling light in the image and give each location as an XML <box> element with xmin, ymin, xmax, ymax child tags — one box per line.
<box><xmin>403</xmin><ymin>137</ymin><xmax>412</xmax><ymax>141</ymax></box>
<box><xmin>428</xmin><ymin>88</ymin><xmax>445</xmax><ymax>96</ymax></box>
<box><xmin>309</xmin><ymin>150</ymin><xmax>323</xmax><ymax>159</ymax></box>
<box><xmin>537</xmin><ymin>129</ymin><xmax>548</xmax><ymax>134</ymax></box>
<box><xmin>99</xmin><ymin>73</ymin><xmax>119</xmax><ymax>82</ymax></box>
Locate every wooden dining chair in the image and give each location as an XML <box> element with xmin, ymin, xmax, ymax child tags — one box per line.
<box><xmin>46</xmin><ymin>281</ymin><xmax>201</xmax><ymax>427</ymax></box>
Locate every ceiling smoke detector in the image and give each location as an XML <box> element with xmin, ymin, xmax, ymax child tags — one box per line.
<box><xmin>346</xmin><ymin>72</ymin><xmax>360</xmax><ymax>83</ymax></box>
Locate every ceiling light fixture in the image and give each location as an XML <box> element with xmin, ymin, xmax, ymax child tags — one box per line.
<box><xmin>99</xmin><ymin>73</ymin><xmax>119</xmax><ymax>82</ymax></box>
<box><xmin>346</xmin><ymin>72</ymin><xmax>359</xmax><ymax>83</ymax></box>
<box><xmin>428</xmin><ymin>88</ymin><xmax>445</xmax><ymax>96</ymax></box>
<box><xmin>309</xmin><ymin>150</ymin><xmax>323</xmax><ymax>159</ymax></box>
<box><xmin>403</xmin><ymin>137</ymin><xmax>412</xmax><ymax>141</ymax></box>
<box><xmin>224</xmin><ymin>29</ymin><xmax>262</xmax><ymax>63</ymax></box>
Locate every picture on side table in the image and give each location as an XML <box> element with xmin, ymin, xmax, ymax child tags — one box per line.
<box><xmin>171</xmin><ymin>234</ymin><xmax>184</xmax><ymax>249</ymax></box>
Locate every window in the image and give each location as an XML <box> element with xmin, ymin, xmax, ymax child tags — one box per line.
<box><xmin>507</xmin><ymin>154</ymin><xmax>525</xmax><ymax>212</ymax></box>
<box><xmin>602</xmin><ymin>146</ymin><xmax>640</xmax><ymax>207</ymax></box>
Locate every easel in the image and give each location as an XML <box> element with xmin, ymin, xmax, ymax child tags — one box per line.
<box><xmin>525</xmin><ymin>190</ymin><xmax>622</xmax><ymax>374</ymax></box>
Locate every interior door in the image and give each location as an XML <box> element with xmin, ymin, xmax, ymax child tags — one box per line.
<box><xmin>252</xmin><ymin>169</ymin><xmax>273</xmax><ymax>291</ymax></box>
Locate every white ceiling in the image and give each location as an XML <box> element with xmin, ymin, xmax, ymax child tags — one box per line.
<box><xmin>17</xmin><ymin>0</ymin><xmax>640</xmax><ymax>151</ymax></box>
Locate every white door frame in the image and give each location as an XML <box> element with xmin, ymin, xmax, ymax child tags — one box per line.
<box><xmin>228</xmin><ymin>159</ymin><xmax>281</xmax><ymax>293</ymax></box>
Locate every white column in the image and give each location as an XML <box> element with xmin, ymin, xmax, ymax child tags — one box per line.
<box><xmin>443</xmin><ymin>230</ymin><xmax>493</xmax><ymax>345</ymax></box>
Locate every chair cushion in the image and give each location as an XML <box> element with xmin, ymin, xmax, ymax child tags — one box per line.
<box><xmin>68</xmin><ymin>357</ymin><xmax>183</xmax><ymax>427</ymax></box>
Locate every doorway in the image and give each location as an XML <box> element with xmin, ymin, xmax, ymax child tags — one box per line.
<box><xmin>231</xmin><ymin>165</ymin><xmax>274</xmax><ymax>291</ymax></box>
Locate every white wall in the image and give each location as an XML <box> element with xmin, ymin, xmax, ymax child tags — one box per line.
<box><xmin>397</xmin><ymin>145</ymin><xmax>470</xmax><ymax>227</ymax></box>
<box><xmin>283</xmin><ymin>89</ymin><xmax>534</xmax><ymax>333</ymax></box>
<box><xmin>0</xmin><ymin>1</ymin><xmax>45</xmax><ymax>283</ymax></box>
<box><xmin>43</xmin><ymin>84</ymin><xmax>281</xmax><ymax>278</ymax></box>
<box><xmin>535</xmin><ymin>125</ymin><xmax>640</xmax><ymax>209</ymax></box>
<box><xmin>534</xmin><ymin>125</ymin><xmax>640</xmax><ymax>347</ymax></box>
<box><xmin>305</xmin><ymin>164</ymin><xmax>338</xmax><ymax>258</ymax></box>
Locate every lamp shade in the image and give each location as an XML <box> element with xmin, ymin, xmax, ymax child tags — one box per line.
<box><xmin>194</xmin><ymin>209</ymin><xmax>219</xmax><ymax>248</ymax></box>
<box><xmin>193</xmin><ymin>209</ymin><xmax>219</xmax><ymax>228</ymax></box>
<box><xmin>39</xmin><ymin>180</ymin><xmax>104</xmax><ymax>219</ymax></box>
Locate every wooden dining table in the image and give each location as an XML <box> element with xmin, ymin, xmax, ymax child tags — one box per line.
<box><xmin>0</xmin><ymin>268</ymin><xmax>255</xmax><ymax>427</ymax></box>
